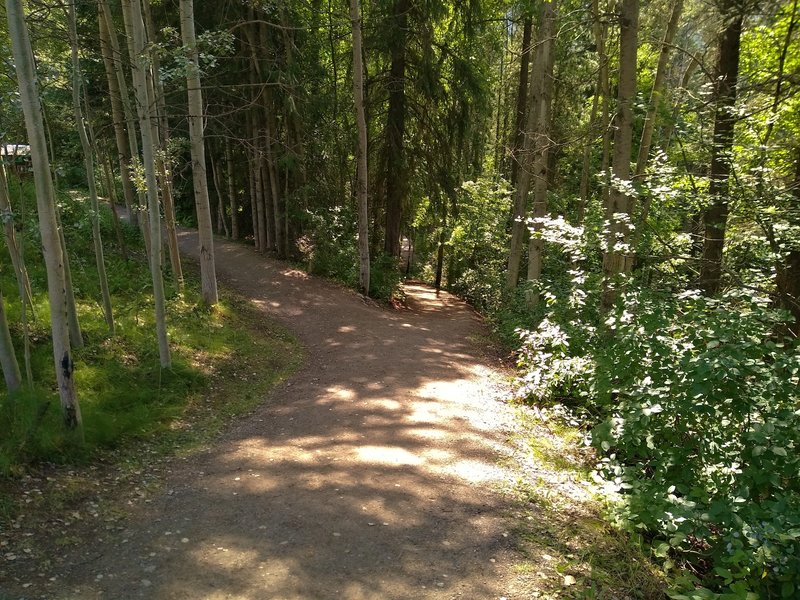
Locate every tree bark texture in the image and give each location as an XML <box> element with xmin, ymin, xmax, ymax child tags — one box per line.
<box><xmin>6</xmin><ymin>0</ymin><xmax>82</xmax><ymax>428</ymax></box>
<box><xmin>180</xmin><ymin>0</ymin><xmax>218</xmax><ymax>306</ymax></box>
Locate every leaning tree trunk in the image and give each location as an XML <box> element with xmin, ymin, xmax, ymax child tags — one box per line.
<box><xmin>180</xmin><ymin>0</ymin><xmax>218</xmax><ymax>305</ymax></box>
<box><xmin>698</xmin><ymin>4</ymin><xmax>743</xmax><ymax>296</ymax></box>
<box><xmin>126</xmin><ymin>0</ymin><xmax>171</xmax><ymax>366</ymax></box>
<box><xmin>68</xmin><ymin>1</ymin><xmax>114</xmax><ymax>334</ymax></box>
<box><xmin>526</xmin><ymin>2</ymin><xmax>558</xmax><ymax>290</ymax></box>
<box><xmin>351</xmin><ymin>0</ymin><xmax>370</xmax><ymax>295</ymax></box>
<box><xmin>0</xmin><ymin>289</ymin><xmax>22</xmax><ymax>393</ymax></box>
<box><xmin>6</xmin><ymin>0</ymin><xmax>82</xmax><ymax>429</ymax></box>
<box><xmin>0</xmin><ymin>159</ymin><xmax>33</xmax><ymax>308</ymax></box>
<box><xmin>601</xmin><ymin>0</ymin><xmax>639</xmax><ymax>311</ymax></box>
<box><xmin>635</xmin><ymin>0</ymin><xmax>683</xmax><ymax>177</ymax></box>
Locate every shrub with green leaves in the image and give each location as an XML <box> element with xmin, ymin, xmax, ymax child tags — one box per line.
<box><xmin>512</xmin><ymin>214</ymin><xmax>800</xmax><ymax>598</ymax></box>
<box><xmin>592</xmin><ymin>290</ymin><xmax>800</xmax><ymax>598</ymax></box>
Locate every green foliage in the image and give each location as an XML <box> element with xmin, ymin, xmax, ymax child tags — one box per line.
<box><xmin>0</xmin><ymin>183</ymin><xmax>299</xmax><ymax>476</ymax></box>
<box><xmin>593</xmin><ymin>290</ymin><xmax>800</xmax><ymax>598</ymax></box>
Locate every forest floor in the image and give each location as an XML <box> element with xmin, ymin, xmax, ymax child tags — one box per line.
<box><xmin>0</xmin><ymin>225</ymin><xmax>664</xmax><ymax>599</ymax></box>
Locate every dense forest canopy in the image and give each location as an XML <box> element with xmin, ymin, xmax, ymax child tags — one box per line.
<box><xmin>1</xmin><ymin>0</ymin><xmax>799</xmax><ymax>596</ymax></box>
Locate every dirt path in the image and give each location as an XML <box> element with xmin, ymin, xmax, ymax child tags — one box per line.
<box><xmin>11</xmin><ymin>232</ymin><xmax>526</xmax><ymax>599</ymax></box>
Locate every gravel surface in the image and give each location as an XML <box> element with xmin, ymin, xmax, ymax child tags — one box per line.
<box><xmin>3</xmin><ymin>229</ymin><xmax>524</xmax><ymax>599</ymax></box>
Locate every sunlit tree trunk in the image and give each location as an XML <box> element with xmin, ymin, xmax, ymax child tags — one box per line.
<box><xmin>6</xmin><ymin>0</ymin><xmax>82</xmax><ymax>429</ymax></box>
<box><xmin>126</xmin><ymin>0</ymin><xmax>171</xmax><ymax>366</ymax></box>
<box><xmin>635</xmin><ymin>0</ymin><xmax>683</xmax><ymax>177</ymax></box>
<box><xmin>698</xmin><ymin>4</ymin><xmax>743</xmax><ymax>296</ymax></box>
<box><xmin>351</xmin><ymin>0</ymin><xmax>370</xmax><ymax>294</ymax></box>
<box><xmin>601</xmin><ymin>0</ymin><xmax>639</xmax><ymax>311</ymax></box>
<box><xmin>180</xmin><ymin>0</ymin><xmax>218</xmax><ymax>306</ymax></box>
<box><xmin>67</xmin><ymin>1</ymin><xmax>114</xmax><ymax>334</ymax></box>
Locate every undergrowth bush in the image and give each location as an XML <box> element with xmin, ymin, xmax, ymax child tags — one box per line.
<box><xmin>513</xmin><ymin>215</ymin><xmax>800</xmax><ymax>599</ymax></box>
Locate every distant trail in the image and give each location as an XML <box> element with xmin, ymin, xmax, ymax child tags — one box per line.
<box><xmin>32</xmin><ymin>230</ymin><xmax>523</xmax><ymax>599</ymax></box>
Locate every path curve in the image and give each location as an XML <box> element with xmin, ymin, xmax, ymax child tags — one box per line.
<box><xmin>38</xmin><ymin>232</ymin><xmax>521</xmax><ymax>599</ymax></box>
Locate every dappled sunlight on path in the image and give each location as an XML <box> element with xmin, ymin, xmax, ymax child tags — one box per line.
<box><xmin>37</xmin><ymin>231</ymin><xmax>520</xmax><ymax>599</ymax></box>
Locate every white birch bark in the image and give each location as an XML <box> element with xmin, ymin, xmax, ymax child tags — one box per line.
<box><xmin>180</xmin><ymin>0</ymin><xmax>218</xmax><ymax>305</ymax></box>
<box><xmin>6</xmin><ymin>0</ymin><xmax>82</xmax><ymax>429</ymax></box>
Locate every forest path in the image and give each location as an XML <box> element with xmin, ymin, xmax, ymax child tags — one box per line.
<box><xmin>56</xmin><ymin>231</ymin><xmax>522</xmax><ymax>599</ymax></box>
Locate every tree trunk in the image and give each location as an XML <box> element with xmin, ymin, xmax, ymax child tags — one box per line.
<box><xmin>67</xmin><ymin>1</ymin><xmax>114</xmax><ymax>334</ymax></box>
<box><xmin>126</xmin><ymin>0</ymin><xmax>171</xmax><ymax>366</ymax></box>
<box><xmin>7</xmin><ymin>0</ymin><xmax>82</xmax><ymax>429</ymax></box>
<box><xmin>635</xmin><ymin>0</ymin><xmax>683</xmax><ymax>177</ymax></box>
<box><xmin>351</xmin><ymin>0</ymin><xmax>370</xmax><ymax>295</ymax></box>
<box><xmin>384</xmin><ymin>0</ymin><xmax>409</xmax><ymax>257</ymax></box>
<box><xmin>601</xmin><ymin>0</ymin><xmax>639</xmax><ymax>310</ymax></box>
<box><xmin>510</xmin><ymin>14</ymin><xmax>533</xmax><ymax>188</ymax></box>
<box><xmin>100</xmin><ymin>0</ymin><xmax>150</xmax><ymax>244</ymax></box>
<box><xmin>0</xmin><ymin>159</ymin><xmax>33</xmax><ymax>308</ymax></box>
<box><xmin>698</xmin><ymin>5</ymin><xmax>743</xmax><ymax>296</ymax></box>
<box><xmin>101</xmin><ymin>157</ymin><xmax>129</xmax><ymax>260</ymax></box>
<box><xmin>0</xmin><ymin>290</ymin><xmax>21</xmax><ymax>393</ymax></box>
<box><xmin>526</xmin><ymin>2</ymin><xmax>558</xmax><ymax>288</ymax></box>
<box><xmin>180</xmin><ymin>0</ymin><xmax>218</xmax><ymax>306</ymax></box>
<box><xmin>225</xmin><ymin>138</ymin><xmax>239</xmax><ymax>240</ymax></box>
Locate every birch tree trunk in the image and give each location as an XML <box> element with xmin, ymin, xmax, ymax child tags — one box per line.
<box><xmin>351</xmin><ymin>0</ymin><xmax>370</xmax><ymax>294</ymax></box>
<box><xmin>67</xmin><ymin>1</ymin><xmax>114</xmax><ymax>334</ymax></box>
<box><xmin>6</xmin><ymin>0</ymin><xmax>82</xmax><ymax>429</ymax></box>
<box><xmin>601</xmin><ymin>0</ymin><xmax>639</xmax><ymax>311</ymax></box>
<box><xmin>0</xmin><ymin>290</ymin><xmax>21</xmax><ymax>393</ymax></box>
<box><xmin>180</xmin><ymin>0</ymin><xmax>218</xmax><ymax>305</ymax></box>
<box><xmin>126</xmin><ymin>0</ymin><xmax>171</xmax><ymax>366</ymax></box>
<box><xmin>635</xmin><ymin>0</ymin><xmax>683</xmax><ymax>177</ymax></box>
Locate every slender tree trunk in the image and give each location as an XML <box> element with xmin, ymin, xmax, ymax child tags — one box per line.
<box><xmin>776</xmin><ymin>147</ymin><xmax>800</xmax><ymax>335</ymax></box>
<box><xmin>126</xmin><ymin>0</ymin><xmax>171</xmax><ymax>366</ymax></box>
<box><xmin>351</xmin><ymin>0</ymin><xmax>370</xmax><ymax>294</ymax></box>
<box><xmin>180</xmin><ymin>0</ymin><xmax>218</xmax><ymax>306</ymax></box>
<box><xmin>7</xmin><ymin>0</ymin><xmax>81</xmax><ymax>429</ymax></box>
<box><xmin>225</xmin><ymin>138</ymin><xmax>239</xmax><ymax>240</ymax></box>
<box><xmin>601</xmin><ymin>0</ymin><xmax>639</xmax><ymax>311</ymax></box>
<box><xmin>101</xmin><ymin>0</ymin><xmax>150</xmax><ymax>244</ymax></box>
<box><xmin>0</xmin><ymin>290</ymin><xmax>21</xmax><ymax>393</ymax></box>
<box><xmin>526</xmin><ymin>2</ymin><xmax>557</xmax><ymax>287</ymax></box>
<box><xmin>101</xmin><ymin>157</ymin><xmax>129</xmax><ymax>260</ymax></box>
<box><xmin>510</xmin><ymin>15</ymin><xmax>533</xmax><ymax>188</ymax></box>
<box><xmin>635</xmin><ymin>0</ymin><xmax>683</xmax><ymax>177</ymax></box>
<box><xmin>67</xmin><ymin>2</ymin><xmax>114</xmax><ymax>334</ymax></box>
<box><xmin>384</xmin><ymin>0</ymin><xmax>409</xmax><ymax>257</ymax></box>
<box><xmin>210</xmin><ymin>152</ymin><xmax>230</xmax><ymax>238</ymax></box>
<box><xmin>594</xmin><ymin>0</ymin><xmax>612</xmax><ymax>208</ymax></box>
<box><xmin>698</xmin><ymin>5</ymin><xmax>743</xmax><ymax>296</ymax></box>
<box><xmin>661</xmin><ymin>59</ymin><xmax>699</xmax><ymax>152</ymax></box>
<box><xmin>56</xmin><ymin>208</ymin><xmax>83</xmax><ymax>348</ymax></box>
<box><xmin>0</xmin><ymin>159</ymin><xmax>33</xmax><ymax>308</ymax></box>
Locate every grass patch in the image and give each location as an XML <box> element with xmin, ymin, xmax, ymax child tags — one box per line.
<box><xmin>504</xmin><ymin>405</ymin><xmax>666</xmax><ymax>599</ymax></box>
<box><xmin>0</xmin><ymin>183</ymin><xmax>302</xmax><ymax>517</ymax></box>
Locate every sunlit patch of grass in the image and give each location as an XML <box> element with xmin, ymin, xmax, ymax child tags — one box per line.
<box><xmin>505</xmin><ymin>405</ymin><xmax>666</xmax><ymax>599</ymax></box>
